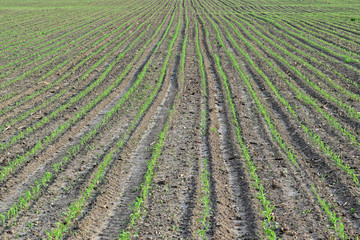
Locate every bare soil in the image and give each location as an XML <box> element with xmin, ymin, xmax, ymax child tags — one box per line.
<box><xmin>0</xmin><ymin>0</ymin><xmax>359</xmax><ymax>239</ymax></box>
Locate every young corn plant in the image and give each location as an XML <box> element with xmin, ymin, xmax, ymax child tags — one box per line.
<box><xmin>0</xmin><ymin>7</ymin><xmax>166</xmax><ymax>182</ymax></box>
<box><xmin>0</xmin><ymin>2</ymin><xmax>172</xmax><ymax>226</ymax></box>
<box><xmin>311</xmin><ymin>185</ymin><xmax>348</xmax><ymax>239</ymax></box>
<box><xmin>45</xmin><ymin>4</ymin><xmax>179</xmax><ymax>238</ymax></box>
<box><xmin>194</xmin><ymin>4</ymin><xmax>278</xmax><ymax>239</ymax></box>
<box><xmin>118</xmin><ymin>4</ymin><xmax>182</xmax><ymax>238</ymax></box>
<box><xmin>195</xmin><ymin>16</ymin><xmax>212</xmax><ymax>239</ymax></box>
<box><xmin>220</xmin><ymin>14</ymin><xmax>359</xmax><ymax>187</ymax></box>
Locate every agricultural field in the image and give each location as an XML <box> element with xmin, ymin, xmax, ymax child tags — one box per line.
<box><xmin>0</xmin><ymin>0</ymin><xmax>359</xmax><ymax>239</ymax></box>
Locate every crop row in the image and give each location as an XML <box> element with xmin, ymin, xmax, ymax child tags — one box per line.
<box><xmin>211</xmin><ymin>0</ymin><xmax>360</xmax><ymax>170</ymax></box>
<box><xmin>0</xmin><ymin>4</ymin><xmax>146</xmax><ymax>89</ymax></box>
<box><xmin>241</xmin><ymin>15</ymin><xmax>360</xmax><ymax>91</ymax></box>
<box><xmin>216</xmin><ymin>13</ymin><xmax>360</xmax><ymax>185</ymax></box>
<box><xmin>194</xmin><ymin>1</ymin><xmax>279</xmax><ymax>238</ymax></box>
<box><xmin>217</xmin><ymin>6</ymin><xmax>360</xmax><ymax>128</ymax></box>
<box><xmin>118</xmin><ymin>2</ymin><xmax>182</xmax><ymax>238</ymax></box>
<box><xmin>201</xmin><ymin>0</ymin><xmax>351</xmax><ymax>237</ymax></box>
<box><xmin>0</xmin><ymin>0</ymin><xmax>175</xmax><ymax>230</ymax></box>
<box><xmin>0</xmin><ymin>0</ymin><xmax>163</xmax><ymax>124</ymax></box>
<box><xmin>1</xmin><ymin>10</ymin><xmax>112</xmax><ymax>71</ymax></box>
<box><xmin>46</xmin><ymin>3</ymin><xmax>180</xmax><ymax>238</ymax></box>
<box><xmin>252</xmin><ymin>13</ymin><xmax>360</xmax><ymax>76</ymax></box>
<box><xmin>251</xmin><ymin>13</ymin><xmax>360</xmax><ymax>66</ymax></box>
<box><xmin>194</xmin><ymin>9</ymin><xmax>212</xmax><ymax>239</ymax></box>
<box><xmin>0</xmin><ymin>0</ymin><xmax>169</xmax><ymax>181</ymax></box>
<box><xmin>0</xmin><ymin>11</ymin><xmax>88</xmax><ymax>49</ymax></box>
<box><xmin>0</xmin><ymin>0</ymin><xmax>164</xmax><ymax>133</ymax></box>
<box><xmin>0</xmin><ymin>1</ymin><xmax>139</xmax><ymax>51</ymax></box>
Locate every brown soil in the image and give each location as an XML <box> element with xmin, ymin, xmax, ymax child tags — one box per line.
<box><xmin>1</xmin><ymin>0</ymin><xmax>359</xmax><ymax>239</ymax></box>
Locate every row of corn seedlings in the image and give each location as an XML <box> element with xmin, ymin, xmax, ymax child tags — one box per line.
<box><xmin>0</xmin><ymin>0</ymin><xmax>176</xmax><ymax>228</ymax></box>
<box><xmin>193</xmin><ymin>1</ymin><xmax>278</xmax><ymax>238</ymax></box>
<box><xmin>202</xmin><ymin>0</ymin><xmax>350</xmax><ymax>237</ymax></box>
<box><xmin>0</xmin><ymin>0</ymin><xmax>171</xmax><ymax>182</ymax></box>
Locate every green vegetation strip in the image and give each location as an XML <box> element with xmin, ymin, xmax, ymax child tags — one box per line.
<box><xmin>0</xmin><ymin>11</ymin><xmax>96</xmax><ymax>53</ymax></box>
<box><xmin>250</xmin><ymin>13</ymin><xmax>360</xmax><ymax>78</ymax></box>
<box><xmin>217</xmin><ymin>14</ymin><xmax>359</xmax><ymax>186</ymax></box>
<box><xmin>0</xmin><ymin>10</ymin><xmax>112</xmax><ymax>73</ymax></box>
<box><xmin>0</xmin><ymin>3</ymin><xmax>143</xmax><ymax>75</ymax></box>
<box><xmin>0</xmin><ymin>12</ymin><xmax>61</xmax><ymax>38</ymax></box>
<box><xmin>222</xmin><ymin>13</ymin><xmax>360</xmax><ymax>123</ymax></box>
<box><xmin>0</xmin><ymin>1</ymin><xmax>175</xmax><ymax>229</ymax></box>
<box><xmin>205</xmin><ymin>0</ymin><xmax>351</xmax><ymax>237</ymax></box>
<box><xmin>295</xmin><ymin>17</ymin><xmax>359</xmax><ymax>44</ymax></box>
<box><xmin>0</xmin><ymin>1</ymin><xmax>164</xmax><ymax>134</ymax></box>
<box><xmin>0</xmin><ymin>0</ymin><xmax>161</xmax><ymax>117</ymax></box>
<box><xmin>257</xmin><ymin>19</ymin><xmax>360</xmax><ymax>105</ymax></box>
<box><xmin>255</xmin><ymin>24</ymin><xmax>360</xmax><ymax>121</ymax></box>
<box><xmin>240</xmin><ymin>15</ymin><xmax>360</xmax><ymax>91</ymax></box>
<box><xmin>0</xmin><ymin>0</ymin><xmax>147</xmax><ymax>62</ymax></box>
<box><xmin>312</xmin><ymin>20</ymin><xmax>360</xmax><ymax>39</ymax></box>
<box><xmin>119</xmin><ymin>3</ymin><xmax>181</xmax><ymax>238</ymax></box>
<box><xmin>268</xmin><ymin>12</ymin><xmax>359</xmax><ymax>45</ymax></box>
<box><xmin>226</xmin><ymin>11</ymin><xmax>360</xmax><ymax>150</ymax></box>
<box><xmin>0</xmin><ymin>0</ymin><xmax>135</xmax><ymax>44</ymax></box>
<box><xmin>277</xmin><ymin>15</ymin><xmax>360</xmax><ymax>59</ymax></box>
<box><xmin>195</xmin><ymin>2</ymin><xmax>277</xmax><ymax>238</ymax></box>
<box><xmin>46</xmin><ymin>4</ymin><xmax>178</xmax><ymax>239</ymax></box>
<box><xmin>0</xmin><ymin>0</ymin><xmax>169</xmax><ymax>182</ymax></box>
<box><xmin>255</xmin><ymin>13</ymin><xmax>360</xmax><ymax>63</ymax></box>
<box><xmin>194</xmin><ymin>16</ymin><xmax>212</xmax><ymax>239</ymax></box>
<box><xmin>0</xmin><ymin>5</ymin><xmax>146</xmax><ymax>86</ymax></box>
<box><xmin>0</xmin><ymin>7</ymin><xmax>104</xmax><ymax>42</ymax></box>
<box><xmin>0</xmin><ymin>89</ymin><xmax>68</xmax><ymax>134</ymax></box>
<box><xmin>311</xmin><ymin>185</ymin><xmax>348</xmax><ymax>239</ymax></box>
<box><xmin>0</xmin><ymin>0</ymin><xmax>164</xmax><ymax>143</ymax></box>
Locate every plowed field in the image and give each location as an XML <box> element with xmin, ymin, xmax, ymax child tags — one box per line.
<box><xmin>0</xmin><ymin>0</ymin><xmax>359</xmax><ymax>239</ymax></box>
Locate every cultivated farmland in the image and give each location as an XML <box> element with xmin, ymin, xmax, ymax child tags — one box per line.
<box><xmin>0</xmin><ymin>0</ymin><xmax>359</xmax><ymax>239</ymax></box>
